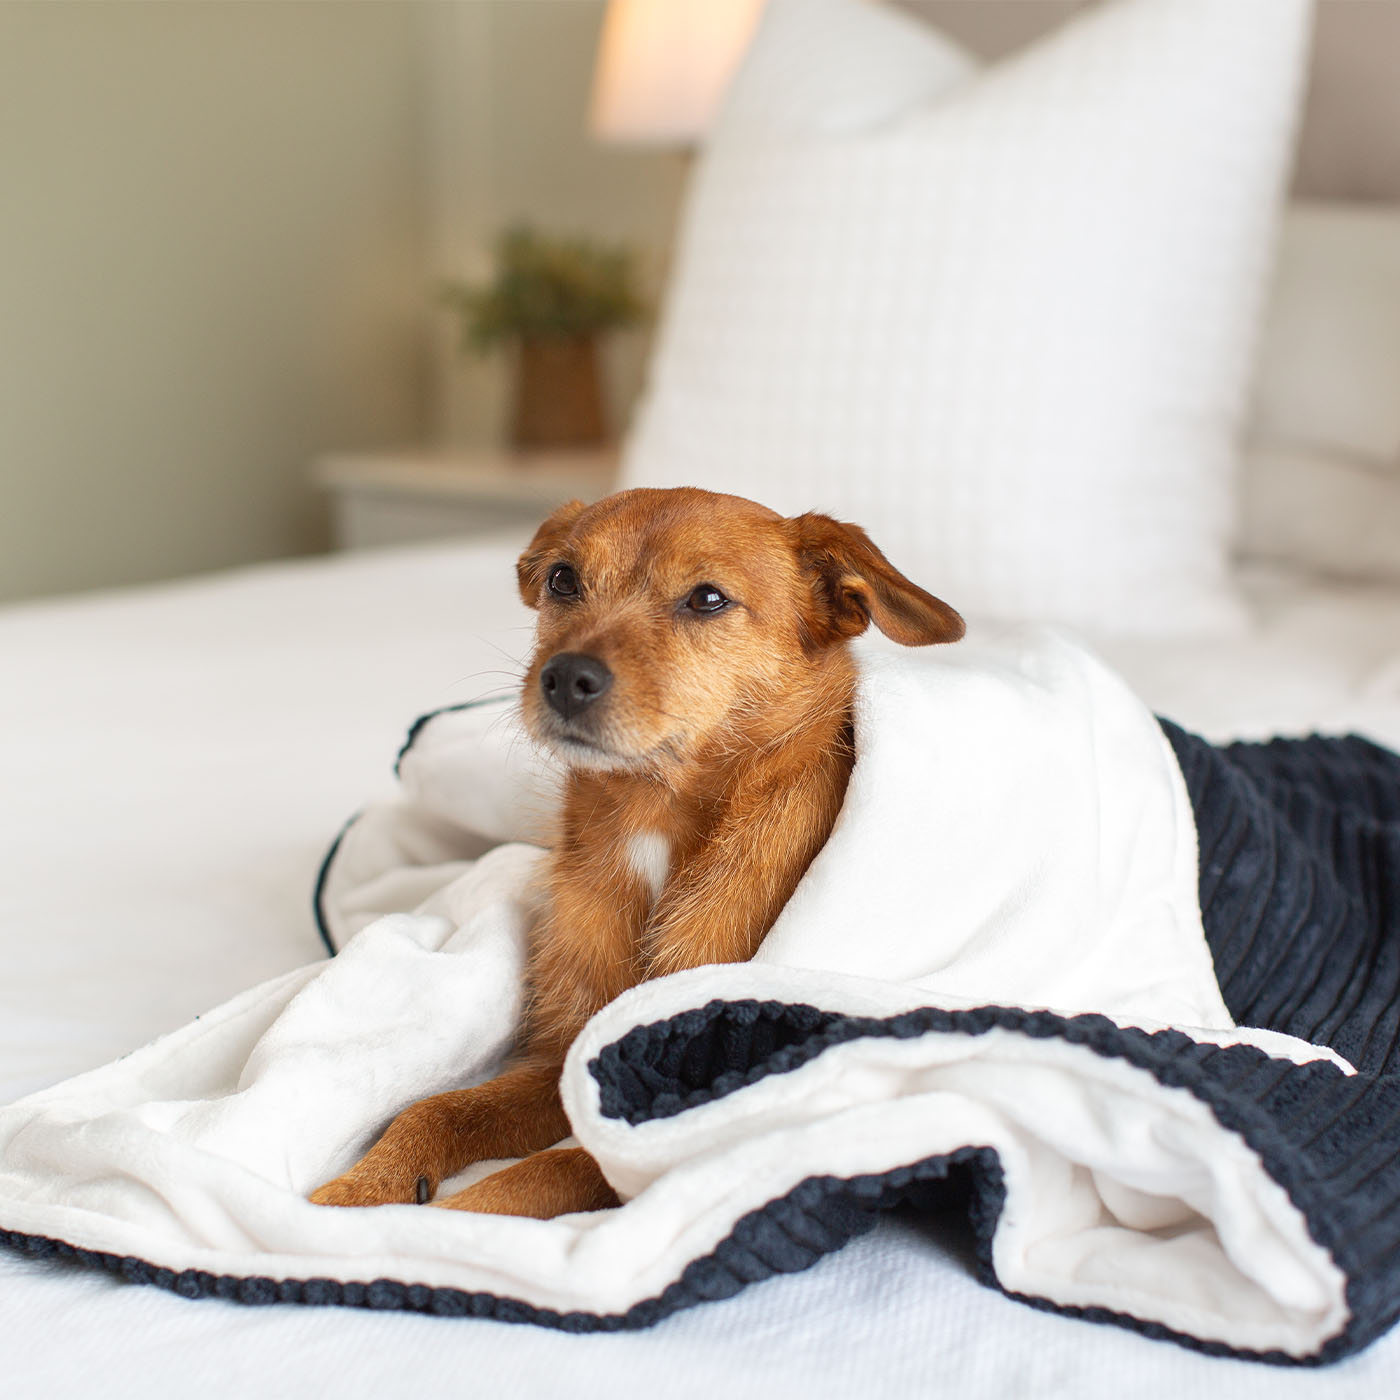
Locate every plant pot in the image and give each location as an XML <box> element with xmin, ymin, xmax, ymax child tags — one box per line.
<box><xmin>510</xmin><ymin>335</ymin><xmax>608</xmax><ymax>449</ymax></box>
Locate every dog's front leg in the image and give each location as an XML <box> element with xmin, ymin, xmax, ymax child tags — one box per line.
<box><xmin>648</xmin><ymin>763</ymin><xmax>847</xmax><ymax>976</ymax></box>
<box><xmin>309</xmin><ymin>1056</ymin><xmax>569</xmax><ymax>1208</ymax></box>
<box><xmin>432</xmin><ymin>1145</ymin><xmax>618</xmax><ymax>1219</ymax></box>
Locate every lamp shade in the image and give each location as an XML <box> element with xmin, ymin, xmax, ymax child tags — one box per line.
<box><xmin>589</xmin><ymin>0</ymin><xmax>765</xmax><ymax>146</ymax></box>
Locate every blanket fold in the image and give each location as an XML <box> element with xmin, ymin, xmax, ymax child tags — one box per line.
<box><xmin>3</xmin><ymin>630</ymin><xmax>1399</xmax><ymax>1365</ymax></box>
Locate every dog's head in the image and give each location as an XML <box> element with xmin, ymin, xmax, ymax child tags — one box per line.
<box><xmin>516</xmin><ymin>487</ymin><xmax>963</xmax><ymax>775</ymax></box>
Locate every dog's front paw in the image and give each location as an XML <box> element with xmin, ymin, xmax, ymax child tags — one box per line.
<box><xmin>309</xmin><ymin>1170</ymin><xmax>432</xmax><ymax>1208</ymax></box>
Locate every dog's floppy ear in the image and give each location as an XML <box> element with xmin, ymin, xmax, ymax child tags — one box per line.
<box><xmin>790</xmin><ymin>513</ymin><xmax>965</xmax><ymax>648</ymax></box>
<box><xmin>517</xmin><ymin>499</ymin><xmax>587</xmax><ymax>607</ymax></box>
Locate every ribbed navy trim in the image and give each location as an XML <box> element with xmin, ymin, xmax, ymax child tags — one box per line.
<box><xmin>0</xmin><ymin>995</ymin><xmax>1366</xmax><ymax>1362</ymax></box>
<box><xmin>0</xmin><ymin>1150</ymin><xmax>1000</xmax><ymax>1331</ymax></box>
<box><xmin>393</xmin><ymin>696</ymin><xmax>511</xmax><ymax>778</ymax></box>
<box><xmin>1161</xmin><ymin>722</ymin><xmax>1400</xmax><ymax>1075</ymax></box>
<box><xmin>313</xmin><ymin>695</ymin><xmax>514</xmax><ymax>956</ymax></box>
<box><xmin>587</xmin><ymin>996</ymin><xmax>1369</xmax><ymax>1364</ymax></box>
<box><xmin>311</xmin><ymin>812</ymin><xmax>360</xmax><ymax>957</ymax></box>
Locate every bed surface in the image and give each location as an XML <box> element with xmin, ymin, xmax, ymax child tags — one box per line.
<box><xmin>4</xmin><ymin>534</ymin><xmax>1400</xmax><ymax>1398</ymax></box>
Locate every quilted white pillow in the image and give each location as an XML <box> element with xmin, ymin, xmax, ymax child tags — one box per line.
<box><xmin>621</xmin><ymin>0</ymin><xmax>1313</xmax><ymax>635</ymax></box>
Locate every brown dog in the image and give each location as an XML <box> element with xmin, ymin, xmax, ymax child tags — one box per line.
<box><xmin>311</xmin><ymin>487</ymin><xmax>963</xmax><ymax>1219</ymax></box>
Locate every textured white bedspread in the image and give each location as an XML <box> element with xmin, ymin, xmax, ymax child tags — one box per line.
<box><xmin>3</xmin><ymin>536</ymin><xmax>1400</xmax><ymax>1398</ymax></box>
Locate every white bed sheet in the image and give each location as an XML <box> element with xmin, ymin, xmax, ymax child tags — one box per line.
<box><xmin>3</xmin><ymin>534</ymin><xmax>1400</xmax><ymax>1398</ymax></box>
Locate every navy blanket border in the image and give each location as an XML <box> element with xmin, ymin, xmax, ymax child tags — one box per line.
<box><xmin>312</xmin><ymin>696</ymin><xmax>515</xmax><ymax>957</ymax></box>
<box><xmin>1159</xmin><ymin>722</ymin><xmax>1400</xmax><ymax>1076</ymax></box>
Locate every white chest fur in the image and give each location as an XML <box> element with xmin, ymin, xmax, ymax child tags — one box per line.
<box><xmin>624</xmin><ymin>831</ymin><xmax>671</xmax><ymax>905</ymax></box>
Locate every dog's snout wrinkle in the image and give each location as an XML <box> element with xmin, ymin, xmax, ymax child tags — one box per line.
<box><xmin>541</xmin><ymin>652</ymin><xmax>614</xmax><ymax>721</ymax></box>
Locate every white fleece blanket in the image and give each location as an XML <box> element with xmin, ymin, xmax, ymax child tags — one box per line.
<box><xmin>0</xmin><ymin>631</ymin><xmax>1353</xmax><ymax>1358</ymax></box>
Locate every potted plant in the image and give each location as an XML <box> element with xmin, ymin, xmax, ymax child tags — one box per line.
<box><xmin>442</xmin><ymin>227</ymin><xmax>647</xmax><ymax>450</ymax></box>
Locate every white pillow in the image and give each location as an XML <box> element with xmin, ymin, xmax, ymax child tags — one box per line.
<box><xmin>622</xmin><ymin>0</ymin><xmax>1312</xmax><ymax>636</ymax></box>
<box><xmin>1239</xmin><ymin>203</ymin><xmax>1400</xmax><ymax>584</ymax></box>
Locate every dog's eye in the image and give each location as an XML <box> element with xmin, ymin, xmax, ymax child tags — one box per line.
<box><xmin>547</xmin><ymin>563</ymin><xmax>579</xmax><ymax>598</ymax></box>
<box><xmin>685</xmin><ymin>583</ymin><xmax>729</xmax><ymax>614</ymax></box>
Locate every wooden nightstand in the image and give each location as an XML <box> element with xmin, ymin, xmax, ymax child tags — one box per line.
<box><xmin>313</xmin><ymin>447</ymin><xmax>620</xmax><ymax>551</ymax></box>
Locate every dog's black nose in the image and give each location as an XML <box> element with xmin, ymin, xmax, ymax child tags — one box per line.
<box><xmin>540</xmin><ymin>652</ymin><xmax>613</xmax><ymax>720</ymax></box>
